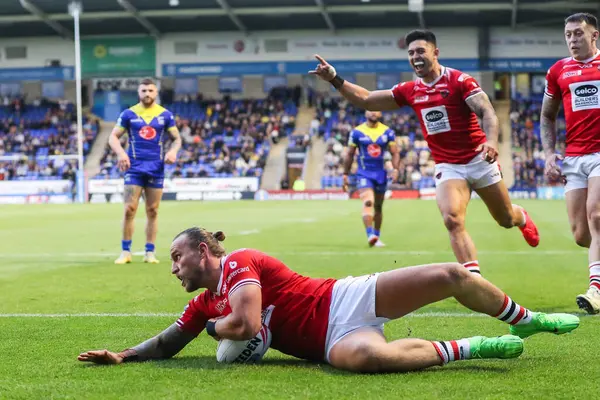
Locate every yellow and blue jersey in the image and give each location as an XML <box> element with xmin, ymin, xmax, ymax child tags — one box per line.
<box><xmin>349</xmin><ymin>122</ymin><xmax>396</xmax><ymax>177</ymax></box>
<box><xmin>117</xmin><ymin>103</ymin><xmax>177</xmax><ymax>161</ymax></box>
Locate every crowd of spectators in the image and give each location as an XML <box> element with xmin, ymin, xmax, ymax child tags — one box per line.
<box><xmin>95</xmin><ymin>96</ymin><xmax>297</xmax><ymax>181</ymax></box>
<box><xmin>0</xmin><ymin>96</ymin><xmax>99</xmax><ymax>181</ymax></box>
<box><xmin>510</xmin><ymin>97</ymin><xmax>566</xmax><ymax>189</ymax></box>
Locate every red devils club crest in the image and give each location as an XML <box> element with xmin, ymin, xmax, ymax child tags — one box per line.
<box><xmin>367</xmin><ymin>144</ymin><xmax>382</xmax><ymax>157</ymax></box>
<box><xmin>139</xmin><ymin>126</ymin><xmax>156</xmax><ymax>140</ymax></box>
<box><xmin>440</xmin><ymin>90</ymin><xmax>449</xmax><ymax>98</ymax></box>
<box><xmin>234</xmin><ymin>40</ymin><xmax>245</xmax><ymax>53</ymax></box>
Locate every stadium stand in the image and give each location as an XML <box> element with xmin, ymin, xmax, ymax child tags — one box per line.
<box><xmin>510</xmin><ymin>96</ymin><xmax>566</xmax><ymax>189</ymax></box>
<box><xmin>316</xmin><ymin>96</ymin><xmax>436</xmax><ymax>191</ymax></box>
<box><xmin>0</xmin><ymin>96</ymin><xmax>99</xmax><ymax>181</ymax></box>
<box><xmin>93</xmin><ymin>96</ymin><xmax>297</xmax><ymax>182</ymax></box>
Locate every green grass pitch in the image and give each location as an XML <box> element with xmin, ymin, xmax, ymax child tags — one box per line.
<box><xmin>0</xmin><ymin>199</ymin><xmax>596</xmax><ymax>399</ymax></box>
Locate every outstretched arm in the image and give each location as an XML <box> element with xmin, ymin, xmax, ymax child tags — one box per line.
<box><xmin>309</xmin><ymin>55</ymin><xmax>398</xmax><ymax>111</ymax></box>
<box><xmin>78</xmin><ymin>323</ymin><xmax>196</xmax><ymax>365</ymax></box>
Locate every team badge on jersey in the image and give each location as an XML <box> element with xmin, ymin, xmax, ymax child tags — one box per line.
<box><xmin>441</xmin><ymin>90</ymin><xmax>450</xmax><ymax>98</ymax></box>
<box><xmin>367</xmin><ymin>144</ymin><xmax>382</xmax><ymax>157</ymax></box>
<box><xmin>139</xmin><ymin>126</ymin><xmax>157</xmax><ymax>140</ymax></box>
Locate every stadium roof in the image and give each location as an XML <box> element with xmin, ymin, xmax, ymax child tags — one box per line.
<box><xmin>0</xmin><ymin>0</ymin><xmax>598</xmax><ymax>39</ymax></box>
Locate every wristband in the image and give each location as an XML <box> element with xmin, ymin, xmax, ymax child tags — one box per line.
<box><xmin>206</xmin><ymin>320</ymin><xmax>218</xmax><ymax>337</ymax></box>
<box><xmin>329</xmin><ymin>75</ymin><xmax>345</xmax><ymax>90</ymax></box>
<box><xmin>120</xmin><ymin>349</ymin><xmax>139</xmax><ymax>363</ymax></box>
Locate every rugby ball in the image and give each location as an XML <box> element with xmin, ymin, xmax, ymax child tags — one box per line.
<box><xmin>216</xmin><ymin>324</ymin><xmax>272</xmax><ymax>364</ymax></box>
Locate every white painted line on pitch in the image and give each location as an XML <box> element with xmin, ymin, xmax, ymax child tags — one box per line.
<box><xmin>0</xmin><ymin>249</ymin><xmax>587</xmax><ymax>259</ymax></box>
<box><xmin>0</xmin><ymin>313</ymin><xmax>179</xmax><ymax>318</ymax></box>
<box><xmin>0</xmin><ymin>311</ymin><xmax>587</xmax><ymax>318</ymax></box>
<box><xmin>271</xmin><ymin>250</ymin><xmax>587</xmax><ymax>256</ymax></box>
<box><xmin>238</xmin><ymin>229</ymin><xmax>261</xmax><ymax>236</ymax></box>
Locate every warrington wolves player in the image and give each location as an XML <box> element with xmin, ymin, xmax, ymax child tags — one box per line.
<box><xmin>108</xmin><ymin>78</ymin><xmax>182</xmax><ymax>264</ymax></box>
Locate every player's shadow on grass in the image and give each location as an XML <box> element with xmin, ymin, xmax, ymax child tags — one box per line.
<box><xmin>153</xmin><ymin>356</ymin><xmax>328</xmax><ymax>371</ymax></box>
<box><xmin>151</xmin><ymin>356</ymin><xmax>510</xmax><ymax>376</ymax></box>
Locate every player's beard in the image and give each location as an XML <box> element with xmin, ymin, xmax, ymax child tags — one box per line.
<box><xmin>368</xmin><ymin>117</ymin><xmax>379</xmax><ymax>124</ymax></box>
<box><xmin>141</xmin><ymin>96</ymin><xmax>154</xmax><ymax>107</ymax></box>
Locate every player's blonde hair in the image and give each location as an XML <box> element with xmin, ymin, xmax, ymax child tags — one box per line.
<box><xmin>174</xmin><ymin>227</ymin><xmax>226</xmax><ymax>257</ymax></box>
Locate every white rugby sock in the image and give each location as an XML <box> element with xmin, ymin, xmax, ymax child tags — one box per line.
<box><xmin>431</xmin><ymin>339</ymin><xmax>471</xmax><ymax>364</ymax></box>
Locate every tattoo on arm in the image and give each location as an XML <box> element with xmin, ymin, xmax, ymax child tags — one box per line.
<box><xmin>465</xmin><ymin>93</ymin><xmax>499</xmax><ymax>145</ymax></box>
<box><xmin>540</xmin><ymin>95</ymin><xmax>561</xmax><ymax>156</ymax></box>
<box><xmin>119</xmin><ymin>324</ymin><xmax>195</xmax><ymax>362</ymax></box>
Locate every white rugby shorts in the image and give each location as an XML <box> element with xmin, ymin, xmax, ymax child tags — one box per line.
<box><xmin>434</xmin><ymin>153</ymin><xmax>502</xmax><ymax>190</ymax></box>
<box><xmin>561</xmin><ymin>152</ymin><xmax>600</xmax><ymax>193</ymax></box>
<box><xmin>324</xmin><ymin>273</ymin><xmax>389</xmax><ymax>363</ymax></box>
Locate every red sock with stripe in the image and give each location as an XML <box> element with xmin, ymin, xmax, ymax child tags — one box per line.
<box><xmin>463</xmin><ymin>260</ymin><xmax>480</xmax><ymax>275</ymax></box>
<box><xmin>589</xmin><ymin>262</ymin><xmax>600</xmax><ymax>291</ymax></box>
<box><xmin>431</xmin><ymin>339</ymin><xmax>471</xmax><ymax>364</ymax></box>
<box><xmin>494</xmin><ymin>294</ymin><xmax>533</xmax><ymax>325</ymax></box>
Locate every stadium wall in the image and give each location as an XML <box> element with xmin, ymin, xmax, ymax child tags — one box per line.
<box><xmin>489</xmin><ymin>28</ymin><xmax>568</xmax><ymax>59</ymax></box>
<box><xmin>0</xmin><ymin>37</ymin><xmax>74</xmax><ymax>68</ymax></box>
<box><xmin>158</xmin><ymin>28</ymin><xmax>479</xmax><ymax>63</ymax></box>
<box><xmin>0</xmin><ymin>27</ymin><xmax>568</xmax><ymax>70</ymax></box>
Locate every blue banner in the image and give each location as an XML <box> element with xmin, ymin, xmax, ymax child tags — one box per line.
<box><xmin>0</xmin><ymin>66</ymin><xmax>74</xmax><ymax>82</ymax></box>
<box><xmin>163</xmin><ymin>59</ymin><xmax>480</xmax><ymax>76</ymax></box>
<box><xmin>163</xmin><ymin>58</ymin><xmax>562</xmax><ymax>77</ymax></box>
<box><xmin>163</xmin><ymin>62</ymin><xmax>285</xmax><ymax>77</ymax></box>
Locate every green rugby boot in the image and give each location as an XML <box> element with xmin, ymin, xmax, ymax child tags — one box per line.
<box><xmin>509</xmin><ymin>312</ymin><xmax>580</xmax><ymax>339</ymax></box>
<box><xmin>469</xmin><ymin>335</ymin><xmax>524</xmax><ymax>360</ymax></box>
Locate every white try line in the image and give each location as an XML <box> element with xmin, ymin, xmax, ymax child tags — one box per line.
<box><xmin>271</xmin><ymin>250</ymin><xmax>587</xmax><ymax>256</ymax></box>
<box><xmin>0</xmin><ymin>249</ymin><xmax>588</xmax><ymax>259</ymax></box>
<box><xmin>0</xmin><ymin>311</ymin><xmax>588</xmax><ymax>318</ymax></box>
